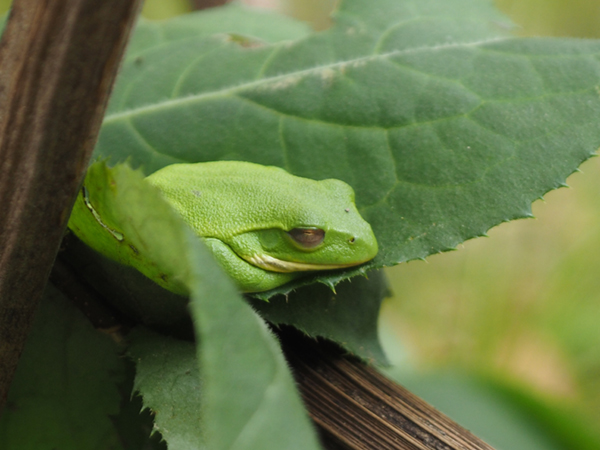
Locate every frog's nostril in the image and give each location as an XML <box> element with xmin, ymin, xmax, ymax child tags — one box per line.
<box><xmin>349</xmin><ymin>237</ymin><xmax>356</xmax><ymax>244</ymax></box>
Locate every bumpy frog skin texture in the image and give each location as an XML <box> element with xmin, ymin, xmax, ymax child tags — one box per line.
<box><xmin>145</xmin><ymin>161</ymin><xmax>378</xmax><ymax>292</ymax></box>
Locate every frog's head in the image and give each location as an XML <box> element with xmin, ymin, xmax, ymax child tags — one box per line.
<box><xmin>226</xmin><ymin>178</ymin><xmax>378</xmax><ymax>273</ymax></box>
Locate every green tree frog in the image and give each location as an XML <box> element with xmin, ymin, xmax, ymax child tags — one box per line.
<box><xmin>70</xmin><ymin>161</ymin><xmax>378</xmax><ymax>294</ymax></box>
<box><xmin>145</xmin><ymin>161</ymin><xmax>378</xmax><ymax>292</ymax></box>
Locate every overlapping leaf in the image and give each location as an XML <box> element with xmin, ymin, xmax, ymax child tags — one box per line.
<box><xmin>128</xmin><ymin>329</ymin><xmax>206</xmax><ymax>449</ymax></box>
<box><xmin>72</xmin><ymin>163</ymin><xmax>321</xmax><ymax>450</ymax></box>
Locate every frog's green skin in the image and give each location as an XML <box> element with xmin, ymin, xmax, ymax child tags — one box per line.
<box><xmin>144</xmin><ymin>161</ymin><xmax>378</xmax><ymax>293</ymax></box>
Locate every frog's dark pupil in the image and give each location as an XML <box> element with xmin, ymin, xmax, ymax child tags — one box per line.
<box><xmin>288</xmin><ymin>228</ymin><xmax>325</xmax><ymax>248</ymax></box>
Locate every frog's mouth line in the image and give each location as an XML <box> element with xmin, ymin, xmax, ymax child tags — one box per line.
<box><xmin>245</xmin><ymin>253</ymin><xmax>364</xmax><ymax>273</ymax></box>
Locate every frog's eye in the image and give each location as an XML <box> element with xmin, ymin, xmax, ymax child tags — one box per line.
<box><xmin>287</xmin><ymin>228</ymin><xmax>325</xmax><ymax>248</ymax></box>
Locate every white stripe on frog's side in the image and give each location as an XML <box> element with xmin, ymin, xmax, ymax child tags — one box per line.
<box><xmin>82</xmin><ymin>186</ymin><xmax>125</xmax><ymax>242</ymax></box>
<box><xmin>246</xmin><ymin>253</ymin><xmax>362</xmax><ymax>273</ymax></box>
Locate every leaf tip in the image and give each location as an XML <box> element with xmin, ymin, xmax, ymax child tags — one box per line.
<box><xmin>319</xmin><ymin>279</ymin><xmax>337</xmax><ymax>294</ymax></box>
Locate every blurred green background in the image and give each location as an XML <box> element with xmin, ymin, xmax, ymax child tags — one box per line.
<box><xmin>1</xmin><ymin>0</ymin><xmax>599</xmax><ymax>448</ymax></box>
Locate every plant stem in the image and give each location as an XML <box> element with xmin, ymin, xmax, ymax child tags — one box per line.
<box><xmin>0</xmin><ymin>0</ymin><xmax>142</xmax><ymax>413</ymax></box>
<box><xmin>279</xmin><ymin>327</ymin><xmax>497</xmax><ymax>450</ymax></box>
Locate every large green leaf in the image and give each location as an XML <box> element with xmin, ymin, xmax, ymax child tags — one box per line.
<box><xmin>71</xmin><ymin>162</ymin><xmax>322</xmax><ymax>450</ymax></box>
<box><xmin>0</xmin><ymin>285</ymin><xmax>125</xmax><ymax>450</ymax></box>
<box><xmin>62</xmin><ymin>0</ymin><xmax>600</xmax><ymax>366</ymax></box>
<box><xmin>93</xmin><ymin>0</ymin><xmax>600</xmax><ymax>300</ymax></box>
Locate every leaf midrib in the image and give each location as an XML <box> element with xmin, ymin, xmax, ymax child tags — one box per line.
<box><xmin>102</xmin><ymin>37</ymin><xmax>507</xmax><ymax>126</ymax></box>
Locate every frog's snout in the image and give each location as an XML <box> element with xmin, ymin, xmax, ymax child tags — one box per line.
<box><xmin>346</xmin><ymin>228</ymin><xmax>378</xmax><ymax>264</ymax></box>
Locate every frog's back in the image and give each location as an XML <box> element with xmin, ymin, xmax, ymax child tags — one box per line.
<box><xmin>145</xmin><ymin>161</ymin><xmax>355</xmax><ymax>239</ymax></box>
